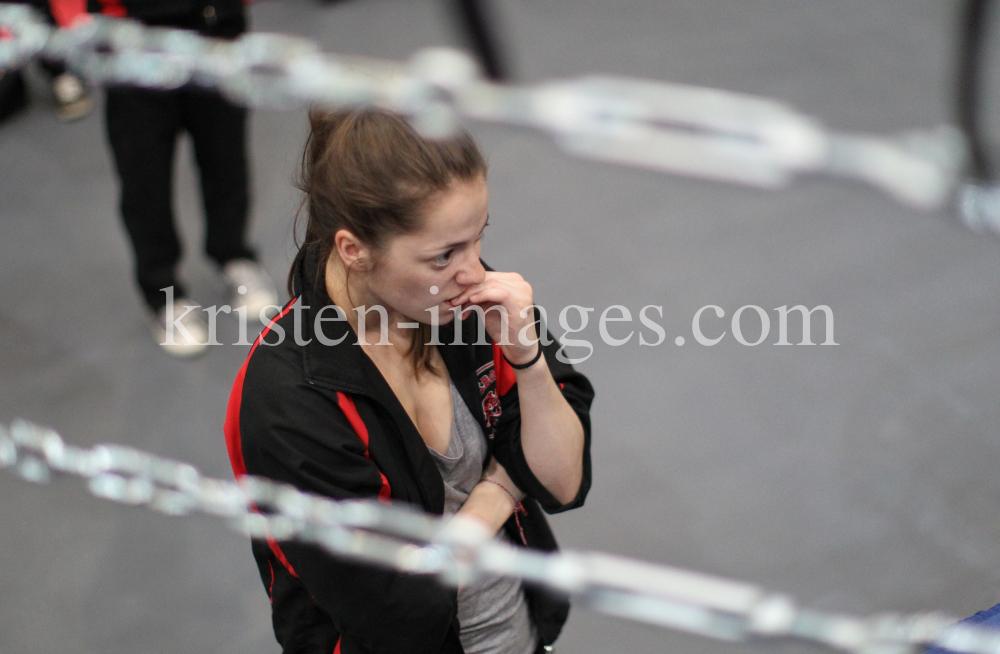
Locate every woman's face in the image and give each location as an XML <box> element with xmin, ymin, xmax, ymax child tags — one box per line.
<box><xmin>369</xmin><ymin>175</ymin><xmax>489</xmax><ymax>325</ymax></box>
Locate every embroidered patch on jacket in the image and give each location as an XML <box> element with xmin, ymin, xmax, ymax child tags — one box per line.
<box><xmin>476</xmin><ymin>360</ymin><xmax>501</xmax><ymax>437</ymax></box>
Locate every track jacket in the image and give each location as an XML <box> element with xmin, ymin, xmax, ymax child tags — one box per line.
<box><xmin>30</xmin><ymin>0</ymin><xmax>247</xmax><ymax>34</ymax></box>
<box><xmin>96</xmin><ymin>0</ymin><xmax>245</xmax><ymax>34</ymax></box>
<box><xmin>225</xmin><ymin>251</ymin><xmax>595</xmax><ymax>654</ymax></box>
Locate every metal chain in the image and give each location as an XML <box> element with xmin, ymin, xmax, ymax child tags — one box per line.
<box><xmin>1</xmin><ymin>418</ymin><xmax>997</xmax><ymax>654</ymax></box>
<box><xmin>0</xmin><ymin>4</ymin><xmax>967</xmax><ymax>211</ymax></box>
<box><xmin>0</xmin><ymin>7</ymin><xmax>991</xmax><ymax>645</ymax></box>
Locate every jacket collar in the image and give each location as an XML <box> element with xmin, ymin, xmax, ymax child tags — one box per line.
<box><xmin>293</xmin><ymin>247</ymin><xmax>470</xmax><ymax>399</ymax></box>
<box><xmin>293</xmin><ymin>249</ymin><xmax>495</xmax><ymax>441</ymax></box>
<box><xmin>292</xmin><ymin>250</ymin><xmax>447</xmax><ymax>512</ymax></box>
<box><xmin>291</xmin><ymin>250</ymin><xmax>498</xmax><ymax>513</ymax></box>
<box><xmin>294</xmin><ymin>248</ymin><xmax>391</xmax><ymax>397</ymax></box>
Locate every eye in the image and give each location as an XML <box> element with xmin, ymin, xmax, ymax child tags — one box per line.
<box><xmin>434</xmin><ymin>250</ymin><xmax>453</xmax><ymax>267</ymax></box>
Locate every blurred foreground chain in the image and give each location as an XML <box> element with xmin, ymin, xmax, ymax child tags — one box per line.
<box><xmin>0</xmin><ymin>4</ymin><xmax>968</xmax><ymax>211</ymax></box>
<box><xmin>3</xmin><ymin>418</ymin><xmax>999</xmax><ymax>654</ymax></box>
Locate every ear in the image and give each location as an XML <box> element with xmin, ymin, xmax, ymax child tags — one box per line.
<box><xmin>333</xmin><ymin>229</ymin><xmax>373</xmax><ymax>271</ymax></box>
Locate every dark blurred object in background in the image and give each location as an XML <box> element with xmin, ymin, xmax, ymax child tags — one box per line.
<box><xmin>448</xmin><ymin>0</ymin><xmax>509</xmax><ymax>81</ymax></box>
<box><xmin>0</xmin><ymin>68</ymin><xmax>28</xmax><ymax>124</ymax></box>
<box><xmin>313</xmin><ymin>0</ymin><xmax>511</xmax><ymax>80</ymax></box>
<box><xmin>957</xmin><ymin>0</ymin><xmax>993</xmax><ymax>182</ymax></box>
<box><xmin>953</xmin><ymin>0</ymin><xmax>1000</xmax><ymax>231</ymax></box>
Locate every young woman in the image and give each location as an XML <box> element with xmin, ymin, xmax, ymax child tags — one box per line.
<box><xmin>225</xmin><ymin>109</ymin><xmax>594</xmax><ymax>654</ymax></box>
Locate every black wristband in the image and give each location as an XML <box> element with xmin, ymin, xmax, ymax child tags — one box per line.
<box><xmin>503</xmin><ymin>344</ymin><xmax>543</xmax><ymax>370</ymax></box>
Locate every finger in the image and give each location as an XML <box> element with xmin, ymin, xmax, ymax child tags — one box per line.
<box><xmin>461</xmin><ymin>285</ymin><xmax>512</xmax><ymax>312</ymax></box>
<box><xmin>450</xmin><ymin>277</ymin><xmax>499</xmax><ymax>307</ymax></box>
<box><xmin>460</xmin><ymin>299</ymin><xmax>500</xmax><ymax>319</ymax></box>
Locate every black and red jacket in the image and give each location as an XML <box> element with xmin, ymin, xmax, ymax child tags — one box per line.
<box><xmin>96</xmin><ymin>0</ymin><xmax>245</xmax><ymax>34</ymax></box>
<box><xmin>28</xmin><ymin>0</ymin><xmax>247</xmax><ymax>35</ymax></box>
<box><xmin>224</xmin><ymin>251</ymin><xmax>595</xmax><ymax>654</ymax></box>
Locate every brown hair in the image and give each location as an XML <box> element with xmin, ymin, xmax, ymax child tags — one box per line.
<box><xmin>291</xmin><ymin>108</ymin><xmax>487</xmax><ymax>375</ymax></box>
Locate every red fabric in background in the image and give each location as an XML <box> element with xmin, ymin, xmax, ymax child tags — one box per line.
<box><xmin>50</xmin><ymin>0</ymin><xmax>89</xmax><ymax>25</ymax></box>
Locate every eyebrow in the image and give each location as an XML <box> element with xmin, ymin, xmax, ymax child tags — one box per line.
<box><xmin>431</xmin><ymin>214</ymin><xmax>490</xmax><ymax>253</ymax></box>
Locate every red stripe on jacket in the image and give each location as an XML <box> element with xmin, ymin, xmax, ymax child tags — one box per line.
<box><xmin>492</xmin><ymin>343</ymin><xmax>517</xmax><ymax>396</ymax></box>
<box><xmin>97</xmin><ymin>0</ymin><xmax>126</xmax><ymax>17</ymax></box>
<box><xmin>225</xmin><ymin>298</ymin><xmax>298</xmax><ymax>478</ymax></box>
<box><xmin>224</xmin><ymin>298</ymin><xmax>393</xmax><ymax>587</ymax></box>
<box><xmin>225</xmin><ymin>298</ymin><xmax>300</xmax><ymax>577</ymax></box>
<box><xmin>336</xmin><ymin>392</ymin><xmax>392</xmax><ymax>503</ymax></box>
<box><xmin>47</xmin><ymin>0</ymin><xmax>87</xmax><ymax>27</ymax></box>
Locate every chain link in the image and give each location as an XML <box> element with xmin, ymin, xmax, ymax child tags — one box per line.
<box><xmin>0</xmin><ymin>7</ymin><xmax>989</xmax><ymax>646</ymax></box>
<box><xmin>0</xmin><ymin>5</ymin><xmax>968</xmax><ymax>210</ymax></box>
<box><xmin>1</xmin><ymin>418</ymin><xmax>997</xmax><ymax>654</ymax></box>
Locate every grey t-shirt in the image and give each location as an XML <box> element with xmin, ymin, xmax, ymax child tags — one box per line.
<box><xmin>427</xmin><ymin>380</ymin><xmax>538</xmax><ymax>654</ymax></box>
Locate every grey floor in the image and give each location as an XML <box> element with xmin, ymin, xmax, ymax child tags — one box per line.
<box><xmin>2</xmin><ymin>1</ymin><xmax>1000</xmax><ymax>652</ymax></box>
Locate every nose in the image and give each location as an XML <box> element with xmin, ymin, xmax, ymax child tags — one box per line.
<box><xmin>454</xmin><ymin>249</ymin><xmax>486</xmax><ymax>287</ymax></box>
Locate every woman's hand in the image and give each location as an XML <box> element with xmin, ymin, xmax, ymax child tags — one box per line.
<box><xmin>456</xmin><ymin>458</ymin><xmax>525</xmax><ymax>535</ymax></box>
<box><xmin>449</xmin><ymin>271</ymin><xmax>539</xmax><ymax>366</ymax></box>
<box><xmin>448</xmin><ymin>462</ymin><xmax>526</xmax><ymax>590</ymax></box>
<box><xmin>451</xmin><ymin>270</ymin><xmax>585</xmax><ymax>506</ymax></box>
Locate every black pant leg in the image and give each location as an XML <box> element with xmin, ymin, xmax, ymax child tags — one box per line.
<box><xmin>180</xmin><ymin>88</ymin><xmax>255</xmax><ymax>267</ymax></box>
<box><xmin>105</xmin><ymin>86</ymin><xmax>184</xmax><ymax>310</ymax></box>
<box><xmin>39</xmin><ymin>60</ymin><xmax>66</xmax><ymax>78</ymax></box>
<box><xmin>0</xmin><ymin>69</ymin><xmax>28</xmax><ymax>124</ymax></box>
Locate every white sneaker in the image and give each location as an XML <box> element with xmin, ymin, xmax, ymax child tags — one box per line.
<box><xmin>223</xmin><ymin>259</ymin><xmax>279</xmax><ymax>323</ymax></box>
<box><xmin>51</xmin><ymin>73</ymin><xmax>93</xmax><ymax>122</ymax></box>
<box><xmin>152</xmin><ymin>299</ymin><xmax>209</xmax><ymax>358</ymax></box>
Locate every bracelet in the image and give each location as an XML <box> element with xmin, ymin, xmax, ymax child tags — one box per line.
<box><xmin>482</xmin><ymin>478</ymin><xmax>527</xmax><ymax>545</ymax></box>
<box><xmin>503</xmin><ymin>344</ymin><xmax>543</xmax><ymax>370</ymax></box>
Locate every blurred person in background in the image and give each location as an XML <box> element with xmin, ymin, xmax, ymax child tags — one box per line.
<box><xmin>1</xmin><ymin>0</ymin><xmax>94</xmax><ymax>123</ymax></box>
<box><xmin>95</xmin><ymin>0</ymin><xmax>277</xmax><ymax>357</ymax></box>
